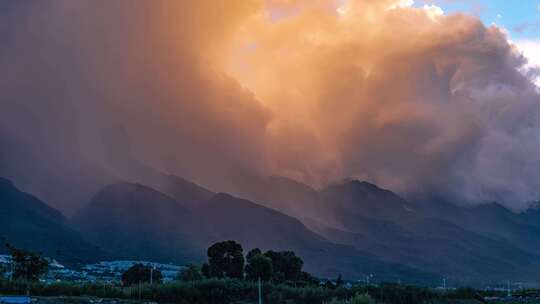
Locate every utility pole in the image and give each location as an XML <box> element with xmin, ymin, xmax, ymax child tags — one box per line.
<box><xmin>443</xmin><ymin>278</ymin><xmax>446</xmax><ymax>292</ymax></box>
<box><xmin>258</xmin><ymin>277</ymin><xmax>262</xmax><ymax>304</ymax></box>
<box><xmin>138</xmin><ymin>280</ymin><xmax>142</xmax><ymax>301</ymax></box>
<box><xmin>9</xmin><ymin>257</ymin><xmax>13</xmax><ymax>282</ymax></box>
<box><xmin>150</xmin><ymin>266</ymin><xmax>153</xmax><ymax>285</ymax></box>
<box><xmin>507</xmin><ymin>280</ymin><xmax>511</xmax><ymax>297</ymax></box>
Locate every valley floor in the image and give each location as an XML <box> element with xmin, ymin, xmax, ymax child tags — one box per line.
<box><xmin>31</xmin><ymin>297</ymin><xmax>150</xmax><ymax>304</ymax></box>
<box><xmin>0</xmin><ymin>296</ymin><xmax>152</xmax><ymax>304</ymax></box>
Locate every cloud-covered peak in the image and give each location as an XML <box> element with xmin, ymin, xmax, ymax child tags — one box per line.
<box><xmin>1</xmin><ymin>0</ymin><xmax>540</xmax><ymax>212</ymax></box>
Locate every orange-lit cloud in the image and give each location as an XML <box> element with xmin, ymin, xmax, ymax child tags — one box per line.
<box><xmin>1</xmin><ymin>0</ymin><xmax>539</xmax><ymax>211</ymax></box>
<box><xmin>224</xmin><ymin>0</ymin><xmax>540</xmax><ymax>207</ymax></box>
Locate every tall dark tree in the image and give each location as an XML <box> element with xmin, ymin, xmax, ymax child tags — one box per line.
<box><xmin>201</xmin><ymin>263</ymin><xmax>210</xmax><ymax>278</ymax></box>
<box><xmin>336</xmin><ymin>273</ymin><xmax>344</xmax><ymax>287</ymax></box>
<box><xmin>245</xmin><ymin>248</ymin><xmax>273</xmax><ymax>281</ymax></box>
<box><xmin>206</xmin><ymin>240</ymin><xmax>245</xmax><ymax>278</ymax></box>
<box><xmin>121</xmin><ymin>263</ymin><xmax>162</xmax><ymax>286</ymax></box>
<box><xmin>177</xmin><ymin>264</ymin><xmax>204</xmax><ymax>282</ymax></box>
<box><xmin>264</xmin><ymin>250</ymin><xmax>303</xmax><ymax>283</ymax></box>
<box><xmin>297</xmin><ymin>271</ymin><xmax>319</xmax><ymax>286</ymax></box>
<box><xmin>324</xmin><ymin>280</ymin><xmax>336</xmax><ymax>289</ymax></box>
<box><xmin>5</xmin><ymin>243</ymin><xmax>49</xmax><ymax>281</ymax></box>
<box><xmin>246</xmin><ymin>248</ymin><xmax>262</xmax><ymax>262</ymax></box>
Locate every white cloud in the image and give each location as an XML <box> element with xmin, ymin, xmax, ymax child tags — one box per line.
<box><xmin>336</xmin><ymin>0</ymin><xmax>348</xmax><ymax>16</ymax></box>
<box><xmin>389</xmin><ymin>0</ymin><xmax>414</xmax><ymax>10</ymax></box>
<box><xmin>515</xmin><ymin>40</ymin><xmax>540</xmax><ymax>87</ymax></box>
<box><xmin>423</xmin><ymin>4</ymin><xmax>444</xmax><ymax>20</ymax></box>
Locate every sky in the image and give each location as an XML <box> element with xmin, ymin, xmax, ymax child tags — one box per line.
<box><xmin>415</xmin><ymin>0</ymin><xmax>540</xmax><ymax>39</ymax></box>
<box><xmin>1</xmin><ymin>0</ymin><xmax>540</xmax><ymax>213</ymax></box>
<box><xmin>415</xmin><ymin>0</ymin><xmax>540</xmax><ymax>84</ymax></box>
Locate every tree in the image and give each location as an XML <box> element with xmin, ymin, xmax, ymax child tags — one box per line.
<box><xmin>245</xmin><ymin>248</ymin><xmax>272</xmax><ymax>281</ymax></box>
<box><xmin>336</xmin><ymin>273</ymin><xmax>344</xmax><ymax>287</ymax></box>
<box><xmin>295</xmin><ymin>271</ymin><xmax>319</xmax><ymax>286</ymax></box>
<box><xmin>121</xmin><ymin>263</ymin><xmax>162</xmax><ymax>286</ymax></box>
<box><xmin>324</xmin><ymin>280</ymin><xmax>336</xmax><ymax>289</ymax></box>
<box><xmin>264</xmin><ymin>250</ymin><xmax>304</xmax><ymax>283</ymax></box>
<box><xmin>177</xmin><ymin>264</ymin><xmax>204</xmax><ymax>282</ymax></box>
<box><xmin>206</xmin><ymin>240</ymin><xmax>245</xmax><ymax>279</ymax></box>
<box><xmin>350</xmin><ymin>293</ymin><xmax>375</xmax><ymax>304</ymax></box>
<box><xmin>6</xmin><ymin>243</ymin><xmax>49</xmax><ymax>281</ymax></box>
<box><xmin>246</xmin><ymin>248</ymin><xmax>262</xmax><ymax>262</ymax></box>
<box><xmin>201</xmin><ymin>263</ymin><xmax>210</xmax><ymax>278</ymax></box>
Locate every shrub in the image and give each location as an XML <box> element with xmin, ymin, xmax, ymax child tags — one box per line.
<box><xmin>177</xmin><ymin>264</ymin><xmax>204</xmax><ymax>282</ymax></box>
<box><xmin>121</xmin><ymin>263</ymin><xmax>162</xmax><ymax>286</ymax></box>
<box><xmin>350</xmin><ymin>293</ymin><xmax>376</xmax><ymax>304</ymax></box>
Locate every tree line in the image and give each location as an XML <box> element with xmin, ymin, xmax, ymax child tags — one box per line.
<box><xmin>1</xmin><ymin>239</ymin><xmax>318</xmax><ymax>287</ymax></box>
<box><xmin>201</xmin><ymin>240</ymin><xmax>318</xmax><ymax>285</ymax></box>
<box><xmin>0</xmin><ymin>240</ymin><xmax>493</xmax><ymax>304</ymax></box>
<box><xmin>123</xmin><ymin>240</ymin><xmax>319</xmax><ymax>286</ymax></box>
<box><xmin>0</xmin><ymin>240</ymin><xmax>49</xmax><ymax>282</ymax></box>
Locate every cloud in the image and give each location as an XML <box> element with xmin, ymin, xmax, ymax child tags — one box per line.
<box><xmin>224</xmin><ymin>0</ymin><xmax>540</xmax><ymax>209</ymax></box>
<box><xmin>388</xmin><ymin>0</ymin><xmax>415</xmax><ymax>9</ymax></box>
<box><xmin>423</xmin><ymin>4</ymin><xmax>444</xmax><ymax>20</ymax></box>
<box><xmin>1</xmin><ymin>0</ymin><xmax>540</xmax><ymax>212</ymax></box>
<box><xmin>515</xmin><ymin>40</ymin><xmax>540</xmax><ymax>87</ymax></box>
<box><xmin>0</xmin><ymin>0</ymin><xmax>269</xmax><ymax>213</ymax></box>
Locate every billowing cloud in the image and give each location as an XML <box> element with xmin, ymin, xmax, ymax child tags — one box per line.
<box><xmin>224</xmin><ymin>0</ymin><xmax>540</xmax><ymax>209</ymax></box>
<box><xmin>1</xmin><ymin>0</ymin><xmax>540</xmax><ymax>212</ymax></box>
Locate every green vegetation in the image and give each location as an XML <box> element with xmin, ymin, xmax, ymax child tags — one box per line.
<box><xmin>203</xmin><ymin>240</ymin><xmax>245</xmax><ymax>279</ymax></box>
<box><xmin>4</xmin><ymin>242</ymin><xmax>49</xmax><ymax>281</ymax></box>
<box><xmin>328</xmin><ymin>293</ymin><xmax>376</xmax><ymax>304</ymax></box>
<box><xmin>0</xmin><ymin>241</ymin><xmax>509</xmax><ymax>303</ymax></box>
<box><xmin>0</xmin><ymin>279</ymin><xmax>125</xmax><ymax>299</ymax></box>
<box><xmin>245</xmin><ymin>249</ymin><xmax>273</xmax><ymax>282</ymax></box>
<box><xmin>351</xmin><ymin>293</ymin><xmax>376</xmax><ymax>304</ymax></box>
<box><xmin>121</xmin><ymin>263</ymin><xmax>163</xmax><ymax>286</ymax></box>
<box><xmin>263</xmin><ymin>250</ymin><xmax>304</xmax><ymax>283</ymax></box>
<box><xmin>202</xmin><ymin>240</ymin><xmax>316</xmax><ymax>287</ymax></box>
<box><xmin>0</xmin><ymin>278</ymin><xmax>496</xmax><ymax>304</ymax></box>
<box><xmin>177</xmin><ymin>263</ymin><xmax>204</xmax><ymax>282</ymax></box>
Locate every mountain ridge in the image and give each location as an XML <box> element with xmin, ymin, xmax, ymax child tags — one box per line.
<box><xmin>0</xmin><ymin>177</ymin><xmax>104</xmax><ymax>263</ymax></box>
<box><xmin>3</xmin><ymin>173</ymin><xmax>540</xmax><ymax>285</ymax></box>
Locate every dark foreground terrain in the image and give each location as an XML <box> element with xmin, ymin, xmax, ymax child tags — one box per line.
<box><xmin>23</xmin><ymin>297</ymin><xmax>490</xmax><ymax>304</ymax></box>
<box><xmin>9</xmin><ymin>296</ymin><xmax>540</xmax><ymax>304</ymax></box>
<box><xmin>28</xmin><ymin>297</ymin><xmax>149</xmax><ymax>304</ymax></box>
<box><xmin>0</xmin><ymin>296</ymin><xmax>491</xmax><ymax>304</ymax></box>
<box><xmin>2</xmin><ymin>278</ymin><xmax>537</xmax><ymax>304</ymax></box>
